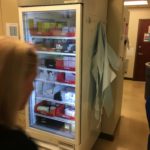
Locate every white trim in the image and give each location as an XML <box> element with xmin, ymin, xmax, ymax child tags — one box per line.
<box><xmin>18</xmin><ymin>4</ymin><xmax>81</xmax><ymax>13</ymax></box>
<box><xmin>74</xmin><ymin>4</ymin><xmax>81</xmax><ymax>145</ymax></box>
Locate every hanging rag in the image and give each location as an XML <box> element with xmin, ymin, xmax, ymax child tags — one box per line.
<box><xmin>92</xmin><ymin>23</ymin><xmax>121</xmax><ymax>120</ymax></box>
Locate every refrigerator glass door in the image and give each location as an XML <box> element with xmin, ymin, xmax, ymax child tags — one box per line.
<box><xmin>19</xmin><ymin>5</ymin><xmax>81</xmax><ymax>140</ymax></box>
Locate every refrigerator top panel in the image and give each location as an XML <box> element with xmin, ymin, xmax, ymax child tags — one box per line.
<box><xmin>17</xmin><ymin>0</ymin><xmax>83</xmax><ymax>7</ymax></box>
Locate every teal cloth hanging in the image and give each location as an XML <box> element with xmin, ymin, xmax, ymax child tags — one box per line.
<box><xmin>92</xmin><ymin>23</ymin><xmax>121</xmax><ymax>120</ymax></box>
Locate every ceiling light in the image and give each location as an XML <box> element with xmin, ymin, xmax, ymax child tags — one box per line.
<box><xmin>124</xmin><ymin>0</ymin><xmax>148</xmax><ymax>6</ymax></box>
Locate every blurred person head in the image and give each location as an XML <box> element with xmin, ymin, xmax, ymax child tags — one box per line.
<box><xmin>0</xmin><ymin>37</ymin><xmax>37</xmax><ymax>127</ymax></box>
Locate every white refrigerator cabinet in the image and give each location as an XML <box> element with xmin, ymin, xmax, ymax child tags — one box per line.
<box><xmin>18</xmin><ymin>0</ymin><xmax>108</xmax><ymax>149</ymax></box>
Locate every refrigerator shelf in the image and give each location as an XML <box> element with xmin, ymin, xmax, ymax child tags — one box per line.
<box><xmin>36</xmin><ymin>50</ymin><xmax>76</xmax><ymax>56</ymax></box>
<box><xmin>35</xmin><ymin>113</ymin><xmax>75</xmax><ymax>124</ymax></box>
<box><xmin>36</xmin><ymin>97</ymin><xmax>75</xmax><ymax>107</ymax></box>
<box><xmin>38</xmin><ymin>67</ymin><xmax>76</xmax><ymax>74</ymax></box>
<box><xmin>31</xmin><ymin>35</ymin><xmax>76</xmax><ymax>40</ymax></box>
<box><xmin>35</xmin><ymin>78</ymin><xmax>76</xmax><ymax>87</ymax></box>
<box><xmin>31</xmin><ymin>124</ymin><xmax>75</xmax><ymax>139</ymax></box>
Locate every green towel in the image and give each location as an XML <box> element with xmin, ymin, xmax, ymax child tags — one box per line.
<box><xmin>92</xmin><ymin>23</ymin><xmax>121</xmax><ymax>120</ymax></box>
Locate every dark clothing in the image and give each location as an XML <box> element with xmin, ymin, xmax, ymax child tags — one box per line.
<box><xmin>146</xmin><ymin>97</ymin><xmax>150</xmax><ymax>128</ymax></box>
<box><xmin>0</xmin><ymin>124</ymin><xmax>38</xmax><ymax>150</ymax></box>
<box><xmin>148</xmin><ymin>135</ymin><xmax>150</xmax><ymax>150</ymax></box>
<box><xmin>146</xmin><ymin>97</ymin><xmax>150</xmax><ymax>150</ymax></box>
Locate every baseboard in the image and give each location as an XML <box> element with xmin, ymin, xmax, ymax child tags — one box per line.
<box><xmin>99</xmin><ymin>116</ymin><xmax>121</xmax><ymax>141</ymax></box>
<box><xmin>99</xmin><ymin>132</ymin><xmax>114</xmax><ymax>141</ymax></box>
<box><xmin>124</xmin><ymin>77</ymin><xmax>133</xmax><ymax>80</ymax></box>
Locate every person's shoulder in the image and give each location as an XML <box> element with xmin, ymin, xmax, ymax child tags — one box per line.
<box><xmin>0</xmin><ymin>125</ymin><xmax>38</xmax><ymax>150</ymax></box>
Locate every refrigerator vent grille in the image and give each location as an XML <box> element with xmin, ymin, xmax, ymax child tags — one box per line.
<box><xmin>59</xmin><ymin>142</ymin><xmax>74</xmax><ymax>150</ymax></box>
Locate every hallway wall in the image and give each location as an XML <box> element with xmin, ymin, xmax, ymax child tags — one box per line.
<box><xmin>101</xmin><ymin>0</ymin><xmax>124</xmax><ymax>135</ymax></box>
<box><xmin>0</xmin><ymin>0</ymin><xmax>18</xmax><ymax>36</ymax></box>
<box><xmin>126</xmin><ymin>8</ymin><xmax>150</xmax><ymax>78</ymax></box>
<box><xmin>0</xmin><ymin>1</ymin><xmax>3</xmax><ymax>35</ymax></box>
<box><xmin>0</xmin><ymin>0</ymin><xmax>25</xmax><ymax>128</ymax></box>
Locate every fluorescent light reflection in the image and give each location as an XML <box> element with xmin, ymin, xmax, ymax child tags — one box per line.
<box><xmin>124</xmin><ymin>1</ymin><xmax>148</xmax><ymax>6</ymax></box>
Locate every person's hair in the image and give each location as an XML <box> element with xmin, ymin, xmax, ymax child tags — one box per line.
<box><xmin>0</xmin><ymin>36</ymin><xmax>37</xmax><ymax>127</ymax></box>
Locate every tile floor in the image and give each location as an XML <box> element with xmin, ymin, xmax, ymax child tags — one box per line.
<box><xmin>93</xmin><ymin>80</ymin><xmax>149</xmax><ymax>150</ymax></box>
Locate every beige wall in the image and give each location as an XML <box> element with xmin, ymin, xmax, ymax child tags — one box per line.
<box><xmin>101</xmin><ymin>0</ymin><xmax>124</xmax><ymax>135</ymax></box>
<box><xmin>0</xmin><ymin>1</ymin><xmax>3</xmax><ymax>34</ymax></box>
<box><xmin>0</xmin><ymin>0</ymin><xmax>25</xmax><ymax>128</ymax></box>
<box><xmin>0</xmin><ymin>0</ymin><xmax>18</xmax><ymax>36</ymax></box>
<box><xmin>126</xmin><ymin>8</ymin><xmax>150</xmax><ymax>78</ymax></box>
<box><xmin>107</xmin><ymin>0</ymin><xmax>123</xmax><ymax>55</ymax></box>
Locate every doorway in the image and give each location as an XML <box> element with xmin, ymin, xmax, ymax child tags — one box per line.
<box><xmin>134</xmin><ymin>19</ymin><xmax>150</xmax><ymax>81</ymax></box>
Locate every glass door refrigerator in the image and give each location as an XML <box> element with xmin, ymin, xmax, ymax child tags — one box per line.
<box><xmin>19</xmin><ymin>4</ymin><xmax>81</xmax><ymax>150</ymax></box>
<box><xmin>18</xmin><ymin>0</ymin><xmax>108</xmax><ymax>149</ymax></box>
